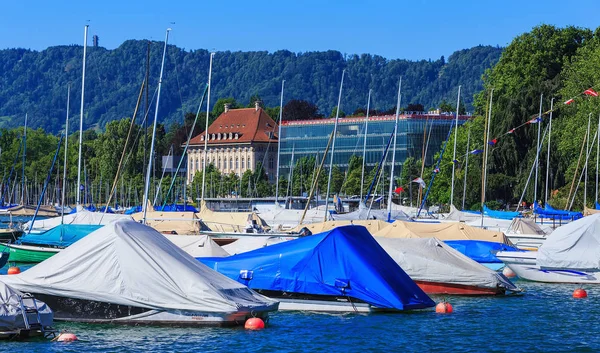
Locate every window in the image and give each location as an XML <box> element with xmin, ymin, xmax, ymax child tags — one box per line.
<box><xmin>242</xmin><ymin>158</ymin><xmax>245</xmax><ymax>169</ymax></box>
<box><xmin>230</xmin><ymin>158</ymin><xmax>233</xmax><ymax>169</ymax></box>
<box><xmin>269</xmin><ymin>157</ymin><xmax>274</xmax><ymax>169</ymax></box>
<box><xmin>195</xmin><ymin>158</ymin><xmax>199</xmax><ymax>171</ymax></box>
<box><xmin>219</xmin><ymin>158</ymin><xmax>223</xmax><ymax>169</ymax></box>
<box><xmin>236</xmin><ymin>158</ymin><xmax>239</xmax><ymax>169</ymax></box>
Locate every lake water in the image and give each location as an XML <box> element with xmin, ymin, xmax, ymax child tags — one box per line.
<box><xmin>1</xmin><ymin>279</ymin><xmax>598</xmax><ymax>352</ymax></box>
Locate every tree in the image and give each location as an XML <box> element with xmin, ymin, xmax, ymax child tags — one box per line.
<box><xmin>329</xmin><ymin>107</ymin><xmax>346</xmax><ymax>118</ymax></box>
<box><xmin>212</xmin><ymin>97</ymin><xmax>239</xmax><ymax>118</ymax></box>
<box><xmin>283</xmin><ymin>99</ymin><xmax>320</xmax><ymax>121</ymax></box>
<box><xmin>406</xmin><ymin>103</ymin><xmax>424</xmax><ymax>112</ymax></box>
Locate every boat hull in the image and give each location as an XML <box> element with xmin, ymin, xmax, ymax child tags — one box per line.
<box><xmin>254</xmin><ymin>290</ymin><xmax>396</xmax><ymax>313</ymax></box>
<box><xmin>32</xmin><ymin>293</ymin><xmax>275</xmax><ymax>326</ymax></box>
<box><xmin>6</xmin><ymin>244</ymin><xmax>59</xmax><ymax>263</ymax></box>
<box><xmin>496</xmin><ymin>251</ymin><xmax>600</xmax><ymax>284</ymax></box>
<box><xmin>505</xmin><ymin>233</ymin><xmax>546</xmax><ymax>250</ymax></box>
<box><xmin>414</xmin><ymin>281</ymin><xmax>504</xmax><ymax>296</ymax></box>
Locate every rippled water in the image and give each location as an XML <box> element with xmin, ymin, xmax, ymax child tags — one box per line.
<box><xmin>0</xmin><ymin>280</ymin><xmax>597</xmax><ymax>352</ymax></box>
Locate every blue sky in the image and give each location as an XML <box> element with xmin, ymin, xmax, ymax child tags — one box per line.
<box><xmin>1</xmin><ymin>0</ymin><xmax>598</xmax><ymax>60</ymax></box>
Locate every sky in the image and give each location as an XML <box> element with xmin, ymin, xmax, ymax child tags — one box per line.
<box><xmin>1</xmin><ymin>0</ymin><xmax>598</xmax><ymax>61</ymax></box>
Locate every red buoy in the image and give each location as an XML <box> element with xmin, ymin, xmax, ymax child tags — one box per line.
<box><xmin>573</xmin><ymin>288</ymin><xmax>588</xmax><ymax>299</ymax></box>
<box><xmin>244</xmin><ymin>317</ymin><xmax>265</xmax><ymax>330</ymax></box>
<box><xmin>7</xmin><ymin>267</ymin><xmax>20</xmax><ymax>275</ymax></box>
<box><xmin>57</xmin><ymin>333</ymin><xmax>78</xmax><ymax>342</ymax></box>
<box><xmin>435</xmin><ymin>302</ymin><xmax>453</xmax><ymax>314</ymax></box>
<box><xmin>502</xmin><ymin>266</ymin><xmax>516</xmax><ymax>279</ymax></box>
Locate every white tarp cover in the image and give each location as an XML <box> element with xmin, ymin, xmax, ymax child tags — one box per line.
<box><xmin>330</xmin><ymin>208</ymin><xmax>411</xmax><ymax>222</ymax></box>
<box><xmin>257</xmin><ymin>205</ymin><xmax>327</xmax><ymax>230</ymax></box>
<box><xmin>443</xmin><ymin>205</ymin><xmax>513</xmax><ymax>232</ymax></box>
<box><xmin>374</xmin><ymin>220</ymin><xmax>511</xmax><ymax>244</ymax></box>
<box><xmin>163</xmin><ymin>234</ymin><xmax>230</xmax><ymax>257</ymax></box>
<box><xmin>198</xmin><ymin>201</ymin><xmax>269</xmax><ymax>232</ymax></box>
<box><xmin>1</xmin><ymin>219</ymin><xmax>277</xmax><ymax>313</ymax></box>
<box><xmin>222</xmin><ymin>236</ymin><xmax>293</xmax><ymax>255</ymax></box>
<box><xmin>375</xmin><ymin>237</ymin><xmax>517</xmax><ymax>291</ymax></box>
<box><xmin>506</xmin><ymin>218</ymin><xmax>548</xmax><ymax>235</ymax></box>
<box><xmin>25</xmin><ymin>209</ymin><xmax>132</xmax><ymax>230</ymax></box>
<box><xmin>537</xmin><ymin>214</ymin><xmax>600</xmax><ymax>270</ymax></box>
<box><xmin>0</xmin><ymin>281</ymin><xmax>53</xmax><ymax>330</ymax></box>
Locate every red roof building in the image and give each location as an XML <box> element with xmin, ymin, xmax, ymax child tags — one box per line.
<box><xmin>187</xmin><ymin>102</ymin><xmax>279</xmax><ymax>183</ymax></box>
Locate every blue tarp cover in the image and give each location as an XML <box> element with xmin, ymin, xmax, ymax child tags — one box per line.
<box><xmin>124</xmin><ymin>206</ymin><xmax>142</xmax><ymax>215</ymax></box>
<box><xmin>534</xmin><ymin>203</ymin><xmax>582</xmax><ymax>220</ymax></box>
<box><xmin>19</xmin><ymin>224</ymin><xmax>102</xmax><ymax>247</ymax></box>
<box><xmin>482</xmin><ymin>205</ymin><xmax>521</xmax><ymax>220</ymax></box>
<box><xmin>200</xmin><ymin>225</ymin><xmax>435</xmax><ymax>311</ymax></box>
<box><xmin>445</xmin><ymin>240</ymin><xmax>520</xmax><ymax>263</ymax></box>
<box><xmin>158</xmin><ymin>204</ymin><xmax>199</xmax><ymax>212</ymax></box>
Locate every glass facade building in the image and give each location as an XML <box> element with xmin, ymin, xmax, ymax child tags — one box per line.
<box><xmin>279</xmin><ymin>112</ymin><xmax>470</xmax><ymax>174</ymax></box>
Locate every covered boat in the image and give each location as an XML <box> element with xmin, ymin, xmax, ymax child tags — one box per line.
<box><xmin>163</xmin><ymin>234</ymin><xmax>230</xmax><ymax>257</ymax></box>
<box><xmin>374</xmin><ymin>220</ymin><xmax>512</xmax><ymax>244</ymax></box>
<box><xmin>198</xmin><ymin>201</ymin><xmax>269</xmax><ymax>233</ymax></box>
<box><xmin>444</xmin><ymin>240</ymin><xmax>520</xmax><ymax>270</ymax></box>
<box><xmin>24</xmin><ymin>209</ymin><xmax>132</xmax><ymax>231</ymax></box>
<box><xmin>505</xmin><ymin>217</ymin><xmax>552</xmax><ymax>250</ymax></box>
<box><xmin>497</xmin><ymin>214</ymin><xmax>600</xmax><ymax>283</ymax></box>
<box><xmin>330</xmin><ymin>208</ymin><xmax>410</xmax><ymax>222</ymax></box>
<box><xmin>132</xmin><ymin>210</ymin><xmax>208</xmax><ymax>235</ymax></box>
<box><xmin>221</xmin><ymin>236</ymin><xmax>293</xmax><ymax>255</ymax></box>
<box><xmin>482</xmin><ymin>205</ymin><xmax>521</xmax><ymax>220</ymax></box>
<box><xmin>0</xmin><ymin>281</ymin><xmax>54</xmax><ymax>339</ymax></box>
<box><xmin>534</xmin><ymin>202</ymin><xmax>583</xmax><ymax>222</ymax></box>
<box><xmin>376</xmin><ymin>237</ymin><xmax>520</xmax><ymax>295</ymax></box>
<box><xmin>289</xmin><ymin>219</ymin><xmax>390</xmax><ymax>235</ymax></box>
<box><xmin>257</xmin><ymin>205</ymin><xmax>327</xmax><ymax>230</ymax></box>
<box><xmin>200</xmin><ymin>225</ymin><xmax>435</xmax><ymax>312</ymax></box>
<box><xmin>441</xmin><ymin>205</ymin><xmax>513</xmax><ymax>231</ymax></box>
<box><xmin>1</xmin><ymin>219</ymin><xmax>279</xmax><ymax>325</ymax></box>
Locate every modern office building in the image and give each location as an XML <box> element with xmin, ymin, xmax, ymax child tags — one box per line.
<box><xmin>279</xmin><ymin>112</ymin><xmax>470</xmax><ymax>175</ymax></box>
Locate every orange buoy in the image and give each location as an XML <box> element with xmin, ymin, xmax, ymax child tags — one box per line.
<box><xmin>244</xmin><ymin>317</ymin><xmax>265</xmax><ymax>330</ymax></box>
<box><xmin>435</xmin><ymin>302</ymin><xmax>453</xmax><ymax>314</ymax></box>
<box><xmin>573</xmin><ymin>288</ymin><xmax>588</xmax><ymax>299</ymax></box>
<box><xmin>57</xmin><ymin>333</ymin><xmax>78</xmax><ymax>342</ymax></box>
<box><xmin>7</xmin><ymin>267</ymin><xmax>20</xmax><ymax>275</ymax></box>
<box><xmin>502</xmin><ymin>266</ymin><xmax>516</xmax><ymax>279</ymax></box>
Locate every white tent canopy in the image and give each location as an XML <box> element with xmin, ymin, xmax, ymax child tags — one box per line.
<box><xmin>1</xmin><ymin>219</ymin><xmax>277</xmax><ymax>313</ymax></box>
<box><xmin>376</xmin><ymin>237</ymin><xmax>518</xmax><ymax>291</ymax></box>
<box><xmin>24</xmin><ymin>209</ymin><xmax>132</xmax><ymax>230</ymax></box>
<box><xmin>538</xmin><ymin>214</ymin><xmax>600</xmax><ymax>270</ymax></box>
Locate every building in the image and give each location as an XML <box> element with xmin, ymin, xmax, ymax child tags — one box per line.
<box><xmin>161</xmin><ymin>155</ymin><xmax>187</xmax><ymax>174</ymax></box>
<box><xmin>187</xmin><ymin>102</ymin><xmax>279</xmax><ymax>183</ymax></box>
<box><xmin>279</xmin><ymin>112</ymin><xmax>470</xmax><ymax>175</ymax></box>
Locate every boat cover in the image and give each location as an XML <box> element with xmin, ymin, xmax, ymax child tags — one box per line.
<box><xmin>537</xmin><ymin>214</ymin><xmax>600</xmax><ymax>270</ymax></box>
<box><xmin>198</xmin><ymin>201</ymin><xmax>269</xmax><ymax>233</ymax></box>
<box><xmin>444</xmin><ymin>240</ymin><xmax>520</xmax><ymax>263</ymax></box>
<box><xmin>257</xmin><ymin>205</ymin><xmax>327</xmax><ymax>230</ymax></box>
<box><xmin>584</xmin><ymin>207</ymin><xmax>600</xmax><ymax>216</ymax></box>
<box><xmin>7</xmin><ymin>205</ymin><xmax>58</xmax><ymax>217</ymax></box>
<box><xmin>222</xmin><ymin>236</ymin><xmax>293</xmax><ymax>255</ymax></box>
<box><xmin>200</xmin><ymin>225</ymin><xmax>435</xmax><ymax>310</ymax></box>
<box><xmin>534</xmin><ymin>202</ymin><xmax>583</xmax><ymax>220</ymax></box>
<box><xmin>506</xmin><ymin>218</ymin><xmax>548</xmax><ymax>235</ymax></box>
<box><xmin>0</xmin><ymin>281</ymin><xmax>53</xmax><ymax>330</ymax></box>
<box><xmin>374</xmin><ymin>220</ymin><xmax>511</xmax><ymax>244</ymax></box>
<box><xmin>330</xmin><ymin>208</ymin><xmax>410</xmax><ymax>222</ymax></box>
<box><xmin>163</xmin><ymin>234</ymin><xmax>230</xmax><ymax>257</ymax></box>
<box><xmin>24</xmin><ymin>209</ymin><xmax>132</xmax><ymax>230</ymax></box>
<box><xmin>376</xmin><ymin>237</ymin><xmax>518</xmax><ymax>291</ymax></box>
<box><xmin>482</xmin><ymin>205</ymin><xmax>521</xmax><ymax>220</ymax></box>
<box><xmin>131</xmin><ymin>211</ymin><xmax>208</xmax><ymax>234</ymax></box>
<box><xmin>289</xmin><ymin>219</ymin><xmax>390</xmax><ymax>235</ymax></box>
<box><xmin>156</xmin><ymin>204</ymin><xmax>199</xmax><ymax>212</ymax></box>
<box><xmin>18</xmin><ymin>224</ymin><xmax>102</xmax><ymax>247</ymax></box>
<box><xmin>124</xmin><ymin>206</ymin><xmax>142</xmax><ymax>215</ymax></box>
<box><xmin>1</xmin><ymin>219</ymin><xmax>278</xmax><ymax>313</ymax></box>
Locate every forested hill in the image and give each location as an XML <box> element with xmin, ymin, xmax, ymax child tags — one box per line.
<box><xmin>0</xmin><ymin>41</ymin><xmax>501</xmax><ymax>133</ymax></box>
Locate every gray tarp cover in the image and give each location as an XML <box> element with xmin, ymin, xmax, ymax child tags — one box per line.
<box><xmin>0</xmin><ymin>281</ymin><xmax>53</xmax><ymax>330</ymax></box>
<box><xmin>376</xmin><ymin>237</ymin><xmax>518</xmax><ymax>291</ymax></box>
<box><xmin>1</xmin><ymin>219</ymin><xmax>278</xmax><ymax>313</ymax></box>
<box><xmin>163</xmin><ymin>234</ymin><xmax>230</xmax><ymax>257</ymax></box>
<box><xmin>537</xmin><ymin>214</ymin><xmax>600</xmax><ymax>270</ymax></box>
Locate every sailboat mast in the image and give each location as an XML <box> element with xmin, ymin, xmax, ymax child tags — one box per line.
<box><xmin>386</xmin><ymin>78</ymin><xmax>402</xmax><ymax>220</ymax></box>
<box><xmin>323</xmin><ymin>69</ymin><xmax>345</xmax><ymax>221</ymax></box>
<box><xmin>142</xmin><ymin>28</ymin><xmax>171</xmax><ymax>223</ymax></box>
<box><xmin>597</xmin><ymin>112</ymin><xmax>600</xmax><ymax>204</ymax></box>
<box><xmin>200</xmin><ymin>52</ymin><xmax>214</xmax><ymax>205</ymax></box>
<box><xmin>450</xmin><ymin>85</ymin><xmax>461</xmax><ymax>206</ymax></box>
<box><xmin>545</xmin><ymin>98</ymin><xmax>554</xmax><ymax>205</ymax></box>
<box><xmin>360</xmin><ymin>89</ymin><xmax>372</xmax><ymax>205</ymax></box>
<box><xmin>481</xmin><ymin>88</ymin><xmax>493</xmax><ymax>227</ymax></box>
<box><xmin>76</xmin><ymin>25</ymin><xmax>89</xmax><ymax>208</ymax></box>
<box><xmin>275</xmin><ymin>79</ymin><xmax>285</xmax><ymax>206</ymax></box>
<box><xmin>533</xmin><ymin>94</ymin><xmax>543</xmax><ymax>205</ymax></box>
<box><xmin>462</xmin><ymin>126</ymin><xmax>471</xmax><ymax>210</ymax></box>
<box><xmin>21</xmin><ymin>113</ymin><xmax>27</xmax><ymax>205</ymax></box>
<box><xmin>585</xmin><ymin>113</ymin><xmax>591</xmax><ymax>208</ymax></box>
<box><xmin>61</xmin><ymin>85</ymin><xmax>70</xmax><ymax>224</ymax></box>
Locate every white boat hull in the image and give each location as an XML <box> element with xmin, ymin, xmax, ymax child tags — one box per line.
<box><xmin>276</xmin><ymin>298</ymin><xmax>379</xmax><ymax>313</ymax></box>
<box><xmin>505</xmin><ymin>233</ymin><xmax>547</xmax><ymax>250</ymax></box>
<box><xmin>496</xmin><ymin>251</ymin><xmax>600</xmax><ymax>283</ymax></box>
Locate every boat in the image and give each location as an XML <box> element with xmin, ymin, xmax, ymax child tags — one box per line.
<box><xmin>24</xmin><ymin>208</ymin><xmax>132</xmax><ymax>232</ymax></box>
<box><xmin>504</xmin><ymin>217</ymin><xmax>552</xmax><ymax>250</ymax></box>
<box><xmin>6</xmin><ymin>224</ymin><xmax>102</xmax><ymax>263</ymax></box>
<box><xmin>221</xmin><ymin>235</ymin><xmax>292</xmax><ymax>255</ymax></box>
<box><xmin>0</xmin><ymin>281</ymin><xmax>55</xmax><ymax>339</ymax></box>
<box><xmin>200</xmin><ymin>225</ymin><xmax>435</xmax><ymax>312</ymax></box>
<box><xmin>497</xmin><ymin>214</ymin><xmax>600</xmax><ymax>283</ymax></box>
<box><xmin>1</xmin><ymin>219</ymin><xmax>279</xmax><ymax>326</ymax></box>
<box><xmin>162</xmin><ymin>233</ymin><xmax>230</xmax><ymax>257</ymax></box>
<box><xmin>444</xmin><ymin>240</ymin><xmax>520</xmax><ymax>271</ymax></box>
<box><xmin>0</xmin><ymin>228</ymin><xmax>23</xmax><ymax>243</ymax></box>
<box><xmin>376</xmin><ymin>237</ymin><xmax>520</xmax><ymax>295</ymax></box>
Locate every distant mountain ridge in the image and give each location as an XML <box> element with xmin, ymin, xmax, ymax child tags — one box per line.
<box><xmin>0</xmin><ymin>41</ymin><xmax>502</xmax><ymax>133</ymax></box>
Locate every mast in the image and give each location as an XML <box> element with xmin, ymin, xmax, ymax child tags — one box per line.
<box><xmin>275</xmin><ymin>79</ymin><xmax>285</xmax><ymax>207</ymax></box>
<box><xmin>61</xmin><ymin>85</ymin><xmax>70</xmax><ymax>224</ymax></box>
<box><xmin>323</xmin><ymin>69</ymin><xmax>345</xmax><ymax>221</ymax></box>
<box><xmin>76</xmin><ymin>24</ymin><xmax>88</xmax><ymax>208</ymax></box>
<box><xmin>481</xmin><ymin>88</ymin><xmax>493</xmax><ymax>227</ymax></box>
<box><xmin>597</xmin><ymin>112</ymin><xmax>600</xmax><ymax>204</ymax></box>
<box><xmin>360</xmin><ymin>89</ymin><xmax>372</xmax><ymax>206</ymax></box>
<box><xmin>142</xmin><ymin>28</ymin><xmax>171</xmax><ymax>223</ymax></box>
<box><xmin>545</xmin><ymin>98</ymin><xmax>554</xmax><ymax>205</ymax></box>
<box><xmin>386</xmin><ymin>78</ymin><xmax>402</xmax><ymax>221</ymax></box>
<box><xmin>200</xmin><ymin>52</ymin><xmax>214</xmax><ymax>206</ymax></box>
<box><xmin>462</xmin><ymin>126</ymin><xmax>471</xmax><ymax>210</ymax></box>
<box><xmin>450</xmin><ymin>85</ymin><xmax>461</xmax><ymax>206</ymax></box>
<box><xmin>585</xmin><ymin>113</ymin><xmax>591</xmax><ymax>208</ymax></box>
<box><xmin>21</xmin><ymin>113</ymin><xmax>27</xmax><ymax>205</ymax></box>
<box><xmin>533</xmin><ymin>94</ymin><xmax>543</xmax><ymax>205</ymax></box>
